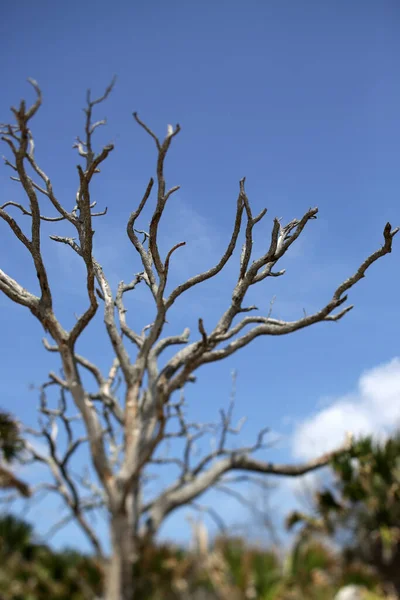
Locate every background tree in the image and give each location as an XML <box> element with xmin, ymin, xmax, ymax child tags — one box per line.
<box><xmin>0</xmin><ymin>410</ymin><xmax>31</xmax><ymax>498</ymax></box>
<box><xmin>0</xmin><ymin>514</ymin><xmax>103</xmax><ymax>600</ymax></box>
<box><xmin>287</xmin><ymin>433</ymin><xmax>400</xmax><ymax>596</ymax></box>
<box><xmin>0</xmin><ymin>79</ymin><xmax>397</xmax><ymax>600</ymax></box>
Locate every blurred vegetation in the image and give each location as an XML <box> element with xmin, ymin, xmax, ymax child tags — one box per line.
<box><xmin>287</xmin><ymin>432</ymin><xmax>400</xmax><ymax>597</ymax></box>
<box><xmin>0</xmin><ymin>409</ymin><xmax>30</xmax><ymax>497</ymax></box>
<box><xmin>0</xmin><ymin>512</ymin><xmax>392</xmax><ymax>599</ymax></box>
<box><xmin>1</xmin><ymin>431</ymin><xmax>399</xmax><ymax>598</ymax></box>
<box><xmin>0</xmin><ymin>410</ymin><xmax>25</xmax><ymax>463</ymax></box>
<box><xmin>0</xmin><ymin>514</ymin><xmax>103</xmax><ymax>599</ymax></box>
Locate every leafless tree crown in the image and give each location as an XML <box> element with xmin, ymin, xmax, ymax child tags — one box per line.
<box><xmin>0</xmin><ymin>79</ymin><xmax>397</xmax><ymax>559</ymax></box>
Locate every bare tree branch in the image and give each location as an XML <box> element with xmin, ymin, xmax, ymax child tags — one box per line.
<box><xmin>24</xmin><ymin>385</ymin><xmax>105</xmax><ymax>557</ymax></box>
<box><xmin>190</xmin><ymin>501</ymin><xmax>228</xmax><ymax>534</ymax></box>
<box><xmin>143</xmin><ymin>435</ymin><xmax>354</xmax><ymax>534</ymax></box>
<box><xmin>162</xmin><ymin>219</ymin><xmax>398</xmax><ymax>394</ymax></box>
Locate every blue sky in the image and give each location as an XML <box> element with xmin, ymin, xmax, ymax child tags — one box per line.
<box><xmin>0</xmin><ymin>0</ymin><xmax>400</xmax><ymax>553</ymax></box>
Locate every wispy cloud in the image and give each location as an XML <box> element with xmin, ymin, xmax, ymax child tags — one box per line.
<box><xmin>158</xmin><ymin>196</ymin><xmax>228</xmax><ymax>282</ymax></box>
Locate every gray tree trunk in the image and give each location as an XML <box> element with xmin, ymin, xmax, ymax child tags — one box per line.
<box><xmin>105</xmin><ymin>512</ymin><xmax>136</xmax><ymax>600</ymax></box>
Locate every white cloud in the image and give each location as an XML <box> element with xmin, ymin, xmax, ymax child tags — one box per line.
<box><xmin>292</xmin><ymin>358</ymin><xmax>400</xmax><ymax>460</ymax></box>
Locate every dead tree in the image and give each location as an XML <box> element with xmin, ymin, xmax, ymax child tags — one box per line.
<box><xmin>0</xmin><ymin>79</ymin><xmax>397</xmax><ymax>600</ymax></box>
